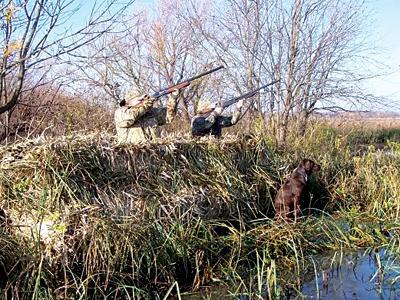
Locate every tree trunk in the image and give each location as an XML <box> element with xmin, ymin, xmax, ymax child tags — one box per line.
<box><xmin>297</xmin><ymin>110</ymin><xmax>308</xmax><ymax>137</ymax></box>
<box><xmin>277</xmin><ymin>109</ymin><xmax>290</xmax><ymax>148</ymax></box>
<box><xmin>180</xmin><ymin>98</ymin><xmax>191</xmax><ymax>123</ymax></box>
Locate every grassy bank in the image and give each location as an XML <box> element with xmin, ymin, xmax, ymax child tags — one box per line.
<box><xmin>1</xmin><ymin>124</ymin><xmax>400</xmax><ymax>299</ymax></box>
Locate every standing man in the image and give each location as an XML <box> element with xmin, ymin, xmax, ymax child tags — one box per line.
<box><xmin>114</xmin><ymin>89</ymin><xmax>180</xmax><ymax>144</ymax></box>
<box><xmin>191</xmin><ymin>99</ymin><xmax>244</xmax><ymax>138</ymax></box>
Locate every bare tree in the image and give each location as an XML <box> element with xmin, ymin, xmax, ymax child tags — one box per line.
<box><xmin>270</xmin><ymin>0</ymin><xmax>376</xmax><ymax>144</ymax></box>
<box><xmin>188</xmin><ymin>0</ymin><xmax>276</xmax><ymax>107</ymax></box>
<box><xmin>189</xmin><ymin>0</ymin><xmax>375</xmax><ymax>145</ymax></box>
<box><xmin>73</xmin><ymin>0</ymin><xmax>224</xmax><ymax>124</ymax></box>
<box><xmin>0</xmin><ymin>0</ymin><xmax>134</xmax><ymax>142</ymax></box>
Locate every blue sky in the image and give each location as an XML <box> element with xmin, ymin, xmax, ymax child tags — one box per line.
<box><xmin>364</xmin><ymin>0</ymin><xmax>400</xmax><ymax>104</ymax></box>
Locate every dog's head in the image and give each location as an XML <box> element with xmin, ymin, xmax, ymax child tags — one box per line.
<box><xmin>300</xmin><ymin>159</ymin><xmax>321</xmax><ymax>175</ymax></box>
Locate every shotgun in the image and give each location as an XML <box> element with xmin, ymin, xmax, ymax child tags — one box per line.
<box><xmin>151</xmin><ymin>65</ymin><xmax>224</xmax><ymax>99</ymax></box>
<box><xmin>124</xmin><ymin>65</ymin><xmax>224</xmax><ymax>107</ymax></box>
<box><xmin>220</xmin><ymin>79</ymin><xmax>280</xmax><ymax>108</ymax></box>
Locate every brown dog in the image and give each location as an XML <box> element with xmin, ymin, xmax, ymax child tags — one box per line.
<box><xmin>274</xmin><ymin>159</ymin><xmax>321</xmax><ymax>220</ymax></box>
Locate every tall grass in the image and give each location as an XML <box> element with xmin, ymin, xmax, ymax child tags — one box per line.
<box><xmin>0</xmin><ymin>123</ymin><xmax>400</xmax><ymax>299</ymax></box>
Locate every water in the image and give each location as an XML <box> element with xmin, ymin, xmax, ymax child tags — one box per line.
<box><xmin>301</xmin><ymin>249</ymin><xmax>400</xmax><ymax>299</ymax></box>
<box><xmin>177</xmin><ymin>248</ymin><xmax>400</xmax><ymax>299</ymax></box>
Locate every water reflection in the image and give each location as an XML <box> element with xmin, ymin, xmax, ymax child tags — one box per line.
<box><xmin>177</xmin><ymin>248</ymin><xmax>400</xmax><ymax>299</ymax></box>
<box><xmin>301</xmin><ymin>249</ymin><xmax>400</xmax><ymax>299</ymax></box>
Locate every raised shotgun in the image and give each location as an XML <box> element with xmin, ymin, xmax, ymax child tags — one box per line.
<box><xmin>124</xmin><ymin>65</ymin><xmax>225</xmax><ymax>106</ymax></box>
<box><xmin>220</xmin><ymin>79</ymin><xmax>280</xmax><ymax>108</ymax></box>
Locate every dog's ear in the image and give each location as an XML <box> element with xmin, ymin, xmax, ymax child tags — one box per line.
<box><xmin>313</xmin><ymin>163</ymin><xmax>321</xmax><ymax>172</ymax></box>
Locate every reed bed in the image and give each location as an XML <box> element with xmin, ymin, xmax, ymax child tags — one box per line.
<box><xmin>0</xmin><ymin>125</ymin><xmax>400</xmax><ymax>299</ymax></box>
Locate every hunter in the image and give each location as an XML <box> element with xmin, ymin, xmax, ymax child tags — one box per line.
<box><xmin>191</xmin><ymin>99</ymin><xmax>244</xmax><ymax>138</ymax></box>
<box><xmin>114</xmin><ymin>88</ymin><xmax>180</xmax><ymax>144</ymax></box>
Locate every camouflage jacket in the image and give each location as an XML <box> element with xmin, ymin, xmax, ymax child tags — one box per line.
<box><xmin>191</xmin><ymin>106</ymin><xmax>242</xmax><ymax>137</ymax></box>
<box><xmin>114</xmin><ymin>94</ymin><xmax>179</xmax><ymax>144</ymax></box>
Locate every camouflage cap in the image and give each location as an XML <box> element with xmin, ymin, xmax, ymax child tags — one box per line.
<box><xmin>121</xmin><ymin>88</ymin><xmax>149</xmax><ymax>107</ymax></box>
<box><xmin>197</xmin><ymin>100</ymin><xmax>216</xmax><ymax>114</ymax></box>
<box><xmin>125</xmin><ymin>89</ymin><xmax>145</xmax><ymax>101</ymax></box>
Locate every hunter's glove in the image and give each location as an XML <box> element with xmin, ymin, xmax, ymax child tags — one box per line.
<box><xmin>214</xmin><ymin>106</ymin><xmax>224</xmax><ymax>115</ymax></box>
<box><xmin>170</xmin><ymin>89</ymin><xmax>180</xmax><ymax>99</ymax></box>
<box><xmin>236</xmin><ymin>99</ymin><xmax>244</xmax><ymax>110</ymax></box>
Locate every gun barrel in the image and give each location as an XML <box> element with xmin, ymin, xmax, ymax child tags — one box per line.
<box><xmin>182</xmin><ymin>65</ymin><xmax>224</xmax><ymax>83</ymax></box>
<box><xmin>152</xmin><ymin>65</ymin><xmax>225</xmax><ymax>99</ymax></box>
<box><xmin>221</xmin><ymin>79</ymin><xmax>280</xmax><ymax>108</ymax></box>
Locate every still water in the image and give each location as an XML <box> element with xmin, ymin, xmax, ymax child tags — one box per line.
<box><xmin>178</xmin><ymin>248</ymin><xmax>400</xmax><ymax>299</ymax></box>
<box><xmin>300</xmin><ymin>248</ymin><xmax>400</xmax><ymax>299</ymax></box>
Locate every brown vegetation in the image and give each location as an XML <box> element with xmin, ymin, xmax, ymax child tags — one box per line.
<box><xmin>1</xmin><ymin>87</ymin><xmax>113</xmax><ymax>143</ymax></box>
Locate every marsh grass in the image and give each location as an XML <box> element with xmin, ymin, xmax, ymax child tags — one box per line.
<box><xmin>0</xmin><ymin>123</ymin><xmax>400</xmax><ymax>299</ymax></box>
